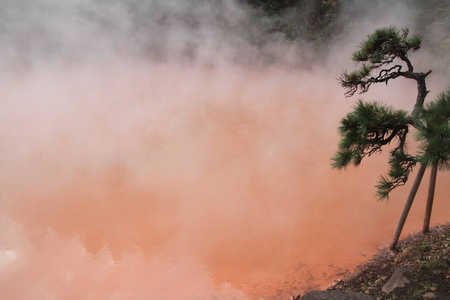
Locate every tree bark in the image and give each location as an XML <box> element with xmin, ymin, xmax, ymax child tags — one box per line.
<box><xmin>422</xmin><ymin>164</ymin><xmax>438</xmax><ymax>234</ymax></box>
<box><xmin>389</xmin><ymin>163</ymin><xmax>427</xmax><ymax>251</ymax></box>
<box><xmin>411</xmin><ymin>71</ymin><xmax>432</xmax><ymax>123</ymax></box>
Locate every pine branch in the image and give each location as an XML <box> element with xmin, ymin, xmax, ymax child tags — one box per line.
<box><xmin>332</xmin><ymin>100</ymin><xmax>412</xmax><ymax>170</ymax></box>
<box><xmin>340</xmin><ymin>65</ymin><xmax>403</xmax><ymax>97</ymax></box>
<box><xmin>416</xmin><ymin>89</ymin><xmax>450</xmax><ymax>170</ymax></box>
<box><xmin>338</xmin><ymin>26</ymin><xmax>428</xmax><ymax>99</ymax></box>
<box><xmin>376</xmin><ymin>148</ymin><xmax>417</xmax><ymax>200</ymax></box>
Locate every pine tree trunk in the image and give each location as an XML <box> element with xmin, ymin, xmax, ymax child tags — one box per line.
<box><xmin>389</xmin><ymin>163</ymin><xmax>427</xmax><ymax>251</ymax></box>
<box><xmin>422</xmin><ymin>164</ymin><xmax>438</xmax><ymax>234</ymax></box>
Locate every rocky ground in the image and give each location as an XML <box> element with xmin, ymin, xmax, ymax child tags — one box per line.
<box><xmin>324</xmin><ymin>223</ymin><xmax>450</xmax><ymax>300</ymax></box>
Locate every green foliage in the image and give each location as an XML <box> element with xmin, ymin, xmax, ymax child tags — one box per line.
<box><xmin>332</xmin><ymin>100</ymin><xmax>412</xmax><ymax>168</ymax></box>
<box><xmin>240</xmin><ymin>1</ymin><xmax>449</xmax><ymax>65</ymax></box>
<box><xmin>333</xmin><ymin>90</ymin><xmax>450</xmax><ymax>200</ymax></box>
<box><xmin>376</xmin><ymin>149</ymin><xmax>417</xmax><ymax>200</ymax></box>
<box><xmin>332</xmin><ymin>100</ymin><xmax>418</xmax><ymax>199</ymax></box>
<box><xmin>420</xmin><ymin>240</ymin><xmax>432</xmax><ymax>252</ymax></box>
<box><xmin>246</xmin><ymin>0</ymin><xmax>295</xmax><ymax>15</ymax></box>
<box><xmin>339</xmin><ymin>26</ymin><xmax>424</xmax><ymax>97</ymax></box>
<box><xmin>416</xmin><ymin>89</ymin><xmax>450</xmax><ymax>170</ymax></box>
<box><xmin>340</xmin><ymin>64</ymin><xmax>371</xmax><ymax>85</ymax></box>
<box><xmin>240</xmin><ymin>0</ymin><xmax>342</xmax><ymax>56</ymax></box>
<box><xmin>352</xmin><ymin>26</ymin><xmax>421</xmax><ymax>64</ymax></box>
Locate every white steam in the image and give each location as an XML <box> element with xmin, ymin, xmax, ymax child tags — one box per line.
<box><xmin>0</xmin><ymin>1</ymin><xmax>449</xmax><ymax>300</ymax></box>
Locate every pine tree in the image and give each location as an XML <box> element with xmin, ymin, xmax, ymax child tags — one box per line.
<box><xmin>335</xmin><ymin>26</ymin><xmax>432</xmax><ymax>199</ymax></box>
<box><xmin>339</xmin><ymin>26</ymin><xmax>431</xmax><ymax>121</ymax></box>
<box><xmin>333</xmin><ymin>26</ymin><xmax>449</xmax><ymax>251</ymax></box>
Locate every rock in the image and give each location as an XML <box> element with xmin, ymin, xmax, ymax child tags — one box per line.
<box><xmin>343</xmin><ymin>269</ymin><xmax>363</xmax><ymax>283</ymax></box>
<box><xmin>382</xmin><ymin>267</ymin><xmax>415</xmax><ymax>294</ymax></box>
<box><xmin>394</xmin><ymin>246</ymin><xmax>418</xmax><ymax>264</ymax></box>
<box><xmin>302</xmin><ymin>290</ymin><xmax>375</xmax><ymax>300</ymax></box>
<box><xmin>326</xmin><ymin>280</ymin><xmax>342</xmax><ymax>290</ymax></box>
<box><xmin>401</xmin><ymin>246</ymin><xmax>417</xmax><ymax>260</ymax></box>
<box><xmin>423</xmin><ymin>292</ymin><xmax>436</xmax><ymax>299</ymax></box>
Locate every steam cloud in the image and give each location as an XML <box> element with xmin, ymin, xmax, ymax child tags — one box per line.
<box><xmin>0</xmin><ymin>1</ymin><xmax>449</xmax><ymax>299</ymax></box>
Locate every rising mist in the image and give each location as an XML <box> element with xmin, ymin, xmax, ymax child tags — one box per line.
<box><xmin>0</xmin><ymin>1</ymin><xmax>449</xmax><ymax>299</ymax></box>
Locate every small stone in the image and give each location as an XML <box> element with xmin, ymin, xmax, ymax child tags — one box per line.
<box><xmin>382</xmin><ymin>267</ymin><xmax>415</xmax><ymax>294</ymax></box>
<box><xmin>343</xmin><ymin>269</ymin><xmax>363</xmax><ymax>283</ymax></box>
<box><xmin>400</xmin><ymin>246</ymin><xmax>416</xmax><ymax>260</ymax></box>
<box><xmin>374</xmin><ymin>279</ymin><xmax>383</xmax><ymax>285</ymax></box>
<box><xmin>423</xmin><ymin>292</ymin><xmax>436</xmax><ymax>299</ymax></box>
<box><xmin>326</xmin><ymin>280</ymin><xmax>342</xmax><ymax>290</ymax></box>
<box><xmin>394</xmin><ymin>256</ymin><xmax>403</xmax><ymax>264</ymax></box>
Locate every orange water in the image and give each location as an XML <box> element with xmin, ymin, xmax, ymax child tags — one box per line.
<box><xmin>1</xmin><ymin>63</ymin><xmax>448</xmax><ymax>300</ymax></box>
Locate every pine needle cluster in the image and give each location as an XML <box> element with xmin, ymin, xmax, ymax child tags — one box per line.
<box><xmin>376</xmin><ymin>149</ymin><xmax>416</xmax><ymax>200</ymax></box>
<box><xmin>332</xmin><ymin>92</ymin><xmax>450</xmax><ymax>200</ymax></box>
<box><xmin>416</xmin><ymin>89</ymin><xmax>450</xmax><ymax>170</ymax></box>
<box><xmin>339</xmin><ymin>26</ymin><xmax>423</xmax><ymax>97</ymax></box>
<box><xmin>332</xmin><ymin>100</ymin><xmax>412</xmax><ymax>168</ymax></box>
<box><xmin>351</xmin><ymin>26</ymin><xmax>421</xmax><ymax>64</ymax></box>
<box><xmin>332</xmin><ymin>100</ymin><xmax>415</xmax><ymax>200</ymax></box>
